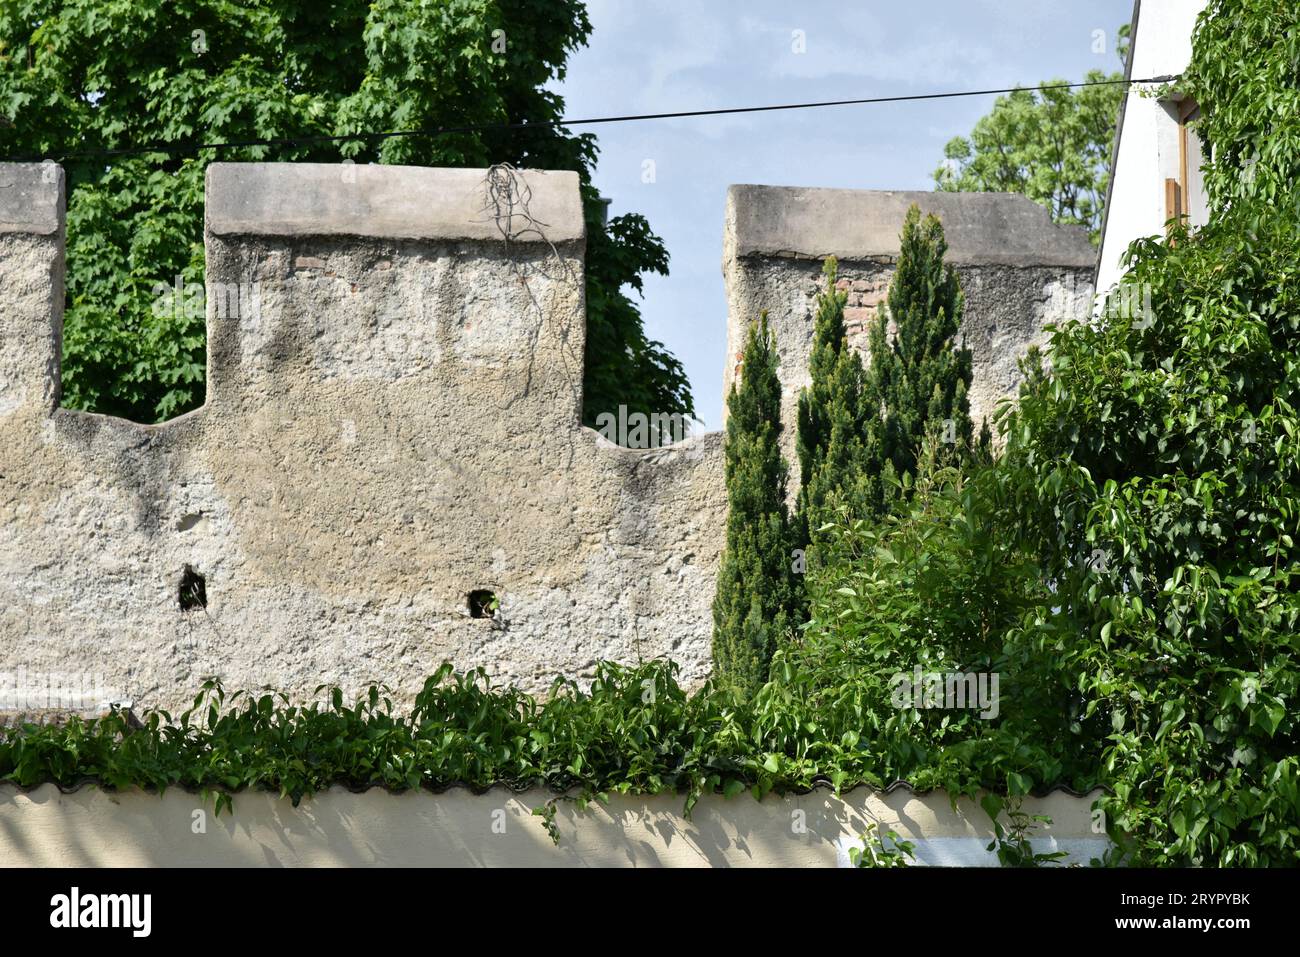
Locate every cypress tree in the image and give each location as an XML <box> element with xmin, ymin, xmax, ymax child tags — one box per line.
<box><xmin>712</xmin><ymin>313</ymin><xmax>797</xmax><ymax>695</ymax></box>
<box><xmin>863</xmin><ymin>205</ymin><xmax>983</xmax><ymax>493</ymax></box>
<box><xmin>795</xmin><ymin>258</ymin><xmax>877</xmax><ymax>549</ymax></box>
<box><xmin>794</xmin><ymin>209</ymin><xmax>985</xmax><ymax>556</ymax></box>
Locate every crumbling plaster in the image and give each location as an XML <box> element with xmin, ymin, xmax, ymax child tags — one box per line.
<box><xmin>1</xmin><ymin>165</ymin><xmax>1097</xmax><ymax>716</ymax></box>
<box><xmin>0</xmin><ymin>163</ymin><xmax>724</xmax><ymax>713</ymax></box>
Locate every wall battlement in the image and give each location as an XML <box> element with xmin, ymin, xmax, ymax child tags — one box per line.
<box><xmin>1</xmin><ymin>164</ymin><xmax>1098</xmax><ymax>717</ymax></box>
<box><xmin>0</xmin><ymin>163</ymin><xmax>725</xmax><ymax>714</ymax></box>
<box><xmin>722</xmin><ymin>185</ymin><xmax>1097</xmax><ymax>469</ymax></box>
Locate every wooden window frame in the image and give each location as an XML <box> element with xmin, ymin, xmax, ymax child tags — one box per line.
<box><xmin>1168</xmin><ymin>99</ymin><xmax>1203</xmax><ymax>231</ymax></box>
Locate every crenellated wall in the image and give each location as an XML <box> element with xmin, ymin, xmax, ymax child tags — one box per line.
<box><xmin>1</xmin><ymin>164</ymin><xmax>1100</xmax><ymax>718</ymax></box>
<box><xmin>0</xmin><ymin>162</ymin><xmax>726</xmax><ymax>714</ymax></box>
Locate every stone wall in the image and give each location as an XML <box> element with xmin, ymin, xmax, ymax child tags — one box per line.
<box><xmin>0</xmin><ymin>165</ymin><xmax>1098</xmax><ymax>718</ymax></box>
<box><xmin>0</xmin><ymin>162</ymin><xmax>725</xmax><ymax>714</ymax></box>
<box><xmin>722</xmin><ymin>186</ymin><xmax>1096</xmax><ymax>470</ymax></box>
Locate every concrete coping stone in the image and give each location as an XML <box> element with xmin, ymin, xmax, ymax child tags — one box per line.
<box><xmin>727</xmin><ymin>185</ymin><xmax>1095</xmax><ymax>269</ymax></box>
<box><xmin>206</xmin><ymin>163</ymin><xmax>585</xmax><ymax>243</ymax></box>
<box><xmin>0</xmin><ymin>163</ymin><xmax>65</xmax><ymax>235</ymax></box>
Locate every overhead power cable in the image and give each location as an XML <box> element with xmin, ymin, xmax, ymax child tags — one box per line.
<box><xmin>17</xmin><ymin>74</ymin><xmax>1180</xmax><ymax>164</ymax></box>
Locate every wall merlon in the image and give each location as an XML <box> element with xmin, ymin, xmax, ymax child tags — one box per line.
<box><xmin>0</xmin><ymin>163</ymin><xmax>66</xmax><ymax>418</ymax></box>
<box><xmin>723</xmin><ymin>184</ymin><xmax>1097</xmax><ymax>473</ymax></box>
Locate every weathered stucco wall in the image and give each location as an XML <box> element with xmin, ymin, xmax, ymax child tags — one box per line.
<box><xmin>0</xmin><ymin>162</ymin><xmax>725</xmax><ymax>714</ymax></box>
<box><xmin>723</xmin><ymin>186</ymin><xmax>1096</xmax><ymax>468</ymax></box>
<box><xmin>0</xmin><ymin>783</ymin><xmax>1108</xmax><ymax>867</ymax></box>
<box><xmin>2</xmin><ymin>166</ymin><xmax>1098</xmax><ymax>718</ymax></box>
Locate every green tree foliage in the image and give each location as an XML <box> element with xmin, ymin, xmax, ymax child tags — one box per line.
<box><xmin>795</xmin><ymin>2</ymin><xmax>1300</xmax><ymax>864</ymax></box>
<box><xmin>796</xmin><ymin>211</ymin><xmax>979</xmax><ymax>551</ymax></box>
<box><xmin>987</xmin><ymin>0</ymin><xmax>1300</xmax><ymax>866</ymax></box>
<box><xmin>934</xmin><ymin>48</ymin><xmax>1127</xmax><ymax>245</ymax></box>
<box><xmin>794</xmin><ymin>447</ymin><xmax>1078</xmax><ymax>797</ymax></box>
<box><xmin>712</xmin><ymin>313</ymin><xmax>796</xmax><ymax>696</ymax></box>
<box><xmin>862</xmin><ymin>206</ymin><xmax>980</xmax><ymax>499</ymax></box>
<box><xmin>794</xmin><ymin>258</ymin><xmax>876</xmax><ymax>548</ymax></box>
<box><xmin>0</xmin><ymin>0</ymin><xmax>691</xmax><ymax>427</ymax></box>
<box><xmin>581</xmin><ymin>209</ymin><xmax>692</xmax><ymax>438</ymax></box>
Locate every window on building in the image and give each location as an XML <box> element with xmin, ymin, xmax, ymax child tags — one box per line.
<box><xmin>1167</xmin><ymin>99</ymin><xmax>1210</xmax><ymax>230</ymax></box>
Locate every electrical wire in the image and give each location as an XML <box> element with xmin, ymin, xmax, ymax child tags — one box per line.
<box><xmin>15</xmin><ymin>74</ymin><xmax>1180</xmax><ymax>164</ymax></box>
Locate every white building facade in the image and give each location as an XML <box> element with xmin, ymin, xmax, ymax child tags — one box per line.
<box><xmin>1096</xmin><ymin>0</ymin><xmax>1211</xmax><ymax>293</ymax></box>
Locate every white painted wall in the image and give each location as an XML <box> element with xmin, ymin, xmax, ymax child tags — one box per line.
<box><xmin>0</xmin><ymin>784</ymin><xmax>1110</xmax><ymax>868</ymax></box>
<box><xmin>1097</xmin><ymin>0</ymin><xmax>1209</xmax><ymax>294</ymax></box>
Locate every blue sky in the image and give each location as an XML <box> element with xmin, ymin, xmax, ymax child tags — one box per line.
<box><xmin>553</xmin><ymin>0</ymin><xmax>1134</xmax><ymax>429</ymax></box>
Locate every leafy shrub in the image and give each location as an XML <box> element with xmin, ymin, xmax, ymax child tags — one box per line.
<box><xmin>990</xmin><ymin>211</ymin><xmax>1300</xmax><ymax>864</ymax></box>
<box><xmin>790</xmin><ymin>445</ymin><xmax>1095</xmax><ymax>800</ymax></box>
<box><xmin>983</xmin><ymin>0</ymin><xmax>1300</xmax><ymax>865</ymax></box>
<box><xmin>0</xmin><ymin>646</ymin><xmax>1094</xmax><ymax>846</ymax></box>
<box><xmin>849</xmin><ymin>822</ymin><xmax>915</xmax><ymax>868</ymax></box>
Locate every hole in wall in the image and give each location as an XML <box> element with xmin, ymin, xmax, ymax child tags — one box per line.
<box><xmin>467</xmin><ymin>590</ymin><xmax>497</xmax><ymax>619</ymax></box>
<box><xmin>176</xmin><ymin>511</ymin><xmax>204</xmax><ymax>532</ymax></box>
<box><xmin>179</xmin><ymin>564</ymin><xmax>208</xmax><ymax>612</ymax></box>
